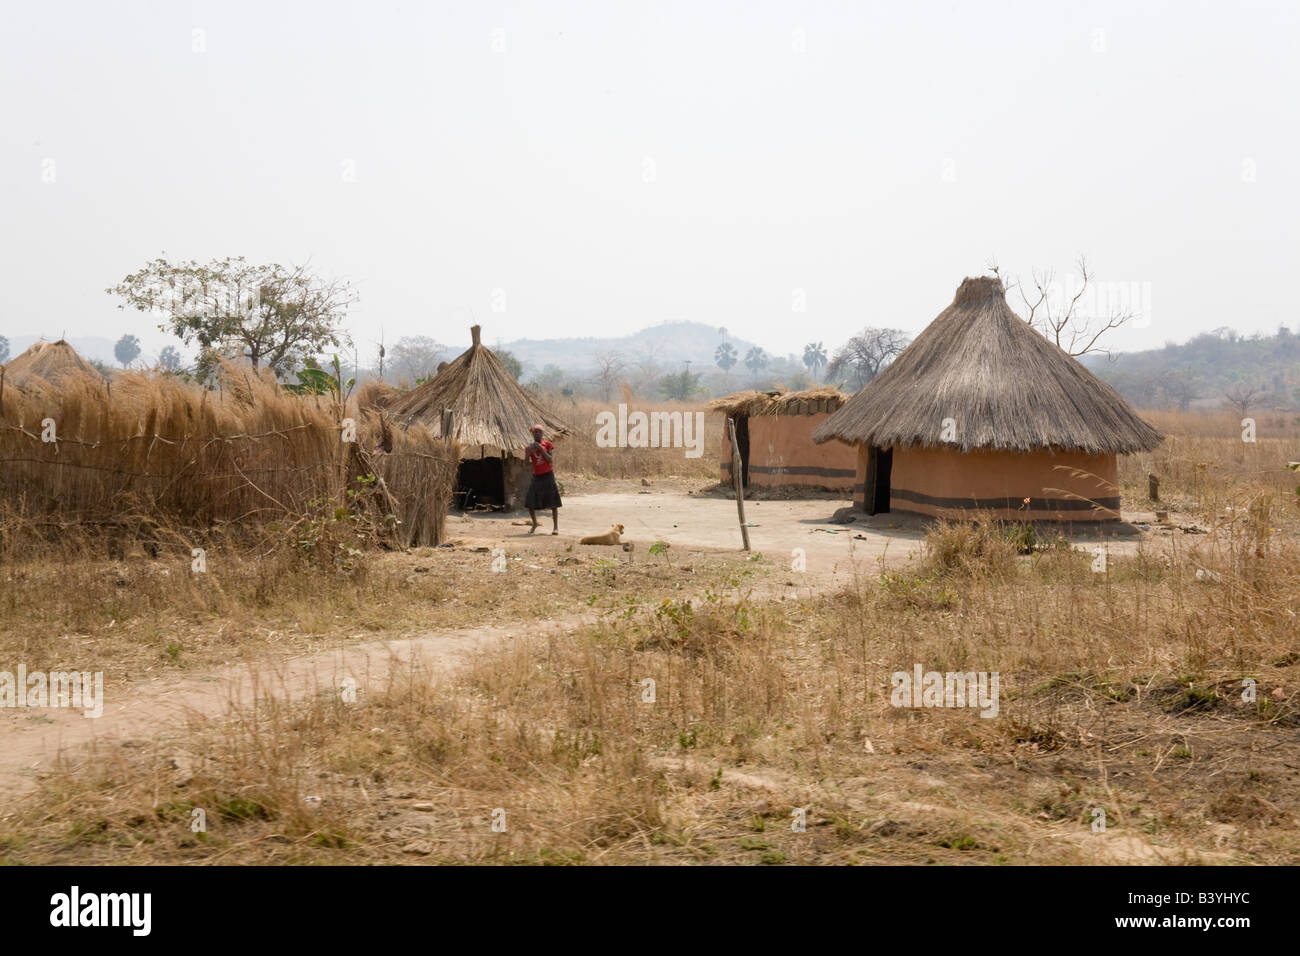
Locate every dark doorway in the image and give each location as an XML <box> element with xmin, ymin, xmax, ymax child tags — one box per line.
<box><xmin>455</xmin><ymin>457</ymin><xmax>505</xmax><ymax>510</ymax></box>
<box><xmin>735</xmin><ymin>415</ymin><xmax>751</xmax><ymax>488</ymax></box>
<box><xmin>864</xmin><ymin>445</ymin><xmax>892</xmax><ymax>514</ymax></box>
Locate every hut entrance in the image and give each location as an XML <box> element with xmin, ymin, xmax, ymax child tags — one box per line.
<box><xmin>455</xmin><ymin>456</ymin><xmax>505</xmax><ymax>510</ymax></box>
<box><xmin>735</xmin><ymin>416</ymin><xmax>751</xmax><ymax>488</ymax></box>
<box><xmin>864</xmin><ymin>445</ymin><xmax>892</xmax><ymax>514</ymax></box>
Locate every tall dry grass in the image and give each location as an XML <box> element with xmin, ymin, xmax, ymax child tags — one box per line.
<box><xmin>0</xmin><ymin>366</ymin><xmax>459</xmax><ymax>552</ymax></box>
<box><xmin>1119</xmin><ymin>408</ymin><xmax>1300</xmax><ymax>523</ymax></box>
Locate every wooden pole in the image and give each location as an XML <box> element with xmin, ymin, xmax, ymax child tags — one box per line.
<box><xmin>727</xmin><ymin>417</ymin><xmax>750</xmax><ymax>552</ymax></box>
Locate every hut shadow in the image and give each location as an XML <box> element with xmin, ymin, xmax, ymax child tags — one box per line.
<box><xmin>795</xmin><ymin>511</ymin><xmax>930</xmax><ymax>541</ymax></box>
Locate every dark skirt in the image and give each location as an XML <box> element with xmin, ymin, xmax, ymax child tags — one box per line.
<box><xmin>525</xmin><ymin>470</ymin><xmax>562</xmax><ymax>510</ymax></box>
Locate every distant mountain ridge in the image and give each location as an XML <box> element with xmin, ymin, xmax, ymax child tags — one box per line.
<box><xmin>491</xmin><ymin>321</ymin><xmax>769</xmax><ymax>374</ymax></box>
<box><xmin>8</xmin><ymin>323</ymin><xmax>1296</xmax><ymax>412</ymax></box>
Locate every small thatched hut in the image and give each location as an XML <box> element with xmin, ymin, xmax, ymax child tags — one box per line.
<box><xmin>1</xmin><ymin>340</ymin><xmax>107</xmax><ymax>395</ymax></box>
<box><xmin>709</xmin><ymin>386</ymin><xmax>854</xmax><ymax>492</ymax></box>
<box><xmin>812</xmin><ymin>276</ymin><xmax>1162</xmax><ymax>521</ymax></box>
<box><xmin>386</xmin><ymin>325</ymin><xmax>572</xmax><ymax>509</ymax></box>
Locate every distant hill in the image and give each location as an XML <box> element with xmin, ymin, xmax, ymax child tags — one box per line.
<box><xmin>11</xmin><ymin>320</ymin><xmax>1292</xmax><ymax>412</ymax></box>
<box><xmin>1085</xmin><ymin>326</ymin><xmax>1300</xmax><ymax>411</ymax></box>
<box><xmin>494</xmin><ymin>321</ymin><xmax>767</xmax><ymax>375</ymax></box>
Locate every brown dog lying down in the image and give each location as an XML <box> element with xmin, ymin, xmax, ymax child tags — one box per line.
<box><xmin>580</xmin><ymin>524</ymin><xmax>625</xmax><ymax>545</ymax></box>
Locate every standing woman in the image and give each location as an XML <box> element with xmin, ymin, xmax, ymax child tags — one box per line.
<box><xmin>525</xmin><ymin>424</ymin><xmax>561</xmax><ymax>534</ymax></box>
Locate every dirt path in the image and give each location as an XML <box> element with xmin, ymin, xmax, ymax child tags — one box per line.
<box><xmin>0</xmin><ymin>617</ymin><xmax>589</xmax><ymax>801</ymax></box>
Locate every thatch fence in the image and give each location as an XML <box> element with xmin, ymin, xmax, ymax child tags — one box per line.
<box><xmin>0</xmin><ymin>365</ymin><xmax>458</xmax><ymax>549</ymax></box>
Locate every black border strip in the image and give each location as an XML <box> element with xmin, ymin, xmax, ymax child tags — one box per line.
<box><xmin>720</xmin><ymin>462</ymin><xmax>856</xmax><ymax>478</ymax></box>
<box><xmin>891</xmin><ymin>487</ymin><xmax>1120</xmax><ymax>512</ymax></box>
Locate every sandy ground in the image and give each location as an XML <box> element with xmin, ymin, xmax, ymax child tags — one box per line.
<box><xmin>0</xmin><ymin>487</ymin><xmax>1165</xmax><ymax>804</ymax></box>
<box><xmin>0</xmin><ymin>617</ymin><xmax>590</xmax><ymax>800</ymax></box>
<box><xmin>456</xmin><ymin>485</ymin><xmax>1153</xmax><ymax>585</ymax></box>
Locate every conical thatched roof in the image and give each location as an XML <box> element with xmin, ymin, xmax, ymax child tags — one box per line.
<box><xmin>709</xmin><ymin>386</ymin><xmax>850</xmax><ymax>418</ymax></box>
<box><xmin>386</xmin><ymin>326</ymin><xmax>571</xmax><ymax>454</ymax></box>
<box><xmin>2</xmin><ymin>340</ymin><xmax>107</xmax><ymax>392</ymax></box>
<box><xmin>812</xmin><ymin>277</ymin><xmax>1163</xmax><ymax>454</ymax></box>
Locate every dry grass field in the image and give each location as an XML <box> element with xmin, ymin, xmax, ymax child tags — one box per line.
<box><xmin>1</xmin><ymin>408</ymin><xmax>1298</xmax><ymax>865</ymax></box>
<box><xmin>539</xmin><ymin>395</ymin><xmax>721</xmax><ymax>480</ymax></box>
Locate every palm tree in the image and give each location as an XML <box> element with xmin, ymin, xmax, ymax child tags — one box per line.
<box><xmin>715</xmin><ymin>342</ymin><xmax>737</xmax><ymax>375</ymax></box>
<box><xmin>803</xmin><ymin>341</ymin><xmax>827</xmax><ymax>380</ymax></box>
<box><xmin>744</xmin><ymin>346</ymin><xmax>767</xmax><ymax>383</ymax></box>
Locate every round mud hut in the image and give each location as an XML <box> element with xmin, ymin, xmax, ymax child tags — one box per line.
<box><xmin>812</xmin><ymin>276</ymin><xmax>1163</xmax><ymax>522</ymax></box>
<box><xmin>385</xmin><ymin>325</ymin><xmax>572</xmax><ymax>511</ymax></box>
<box><xmin>709</xmin><ymin>386</ymin><xmax>855</xmax><ymax>493</ymax></box>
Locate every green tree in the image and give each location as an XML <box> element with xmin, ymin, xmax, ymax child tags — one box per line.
<box><xmin>715</xmin><ymin>342</ymin><xmax>737</xmax><ymax>374</ymax></box>
<box><xmin>496</xmin><ymin>349</ymin><xmax>523</xmax><ymax>381</ymax></box>
<box><xmin>802</xmin><ymin>341</ymin><xmax>827</xmax><ymax>379</ymax></box>
<box><xmin>659</xmin><ymin>368</ymin><xmax>703</xmax><ymax>401</ymax></box>
<box><xmin>0</xmin><ymin>334</ymin><xmax>9</xmax><ymax>364</ymax></box>
<box><xmin>157</xmin><ymin>345</ymin><xmax>184</xmax><ymax>372</ymax></box>
<box><xmin>107</xmin><ymin>256</ymin><xmax>355</xmax><ymax>377</ymax></box>
<box><xmin>114</xmin><ymin>334</ymin><xmax>142</xmax><ymax>368</ymax></box>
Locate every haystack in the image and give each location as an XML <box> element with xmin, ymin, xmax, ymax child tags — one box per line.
<box><xmin>1</xmin><ymin>340</ymin><xmax>106</xmax><ymax>395</ymax></box>
<box><xmin>813</xmin><ymin>276</ymin><xmax>1163</xmax><ymax>521</ymax></box>
<box><xmin>386</xmin><ymin>325</ymin><xmax>572</xmax><ymax>509</ymax></box>
<box><xmin>708</xmin><ymin>386</ymin><xmax>854</xmax><ymax>492</ymax></box>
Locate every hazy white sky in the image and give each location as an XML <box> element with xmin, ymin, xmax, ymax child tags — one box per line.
<box><xmin>2</xmin><ymin>0</ymin><xmax>1296</xmax><ymax>362</ymax></box>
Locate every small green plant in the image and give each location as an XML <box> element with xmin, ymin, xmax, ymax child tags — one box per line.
<box><xmin>593</xmin><ymin>557</ymin><xmax>617</xmax><ymax>586</ymax></box>
<box><xmin>1003</xmin><ymin>521</ymin><xmax>1037</xmax><ymax>554</ymax></box>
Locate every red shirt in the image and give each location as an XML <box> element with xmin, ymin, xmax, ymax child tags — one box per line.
<box><xmin>527</xmin><ymin>440</ymin><xmax>554</xmax><ymax>475</ymax></box>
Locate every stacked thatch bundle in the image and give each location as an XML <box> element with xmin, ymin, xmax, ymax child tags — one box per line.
<box><xmin>709</xmin><ymin>385</ymin><xmax>849</xmax><ymax>419</ymax></box>
<box><xmin>813</xmin><ymin>276</ymin><xmax>1163</xmax><ymax>520</ymax></box>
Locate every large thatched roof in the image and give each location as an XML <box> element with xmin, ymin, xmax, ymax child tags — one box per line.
<box><xmin>1</xmin><ymin>340</ymin><xmax>107</xmax><ymax>392</ymax></box>
<box><xmin>386</xmin><ymin>326</ymin><xmax>571</xmax><ymax>454</ymax></box>
<box><xmin>709</xmin><ymin>386</ymin><xmax>849</xmax><ymax>418</ymax></box>
<box><xmin>812</xmin><ymin>277</ymin><xmax>1163</xmax><ymax>454</ymax></box>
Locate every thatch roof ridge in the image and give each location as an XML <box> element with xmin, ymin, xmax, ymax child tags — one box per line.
<box><xmin>812</xmin><ymin>276</ymin><xmax>1163</xmax><ymax>454</ymax></box>
<box><xmin>2</xmin><ymin>339</ymin><xmax>107</xmax><ymax>391</ymax></box>
<box><xmin>385</xmin><ymin>325</ymin><xmax>572</xmax><ymax>454</ymax></box>
<box><xmin>710</xmin><ymin>385</ymin><xmax>850</xmax><ymax>417</ymax></box>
